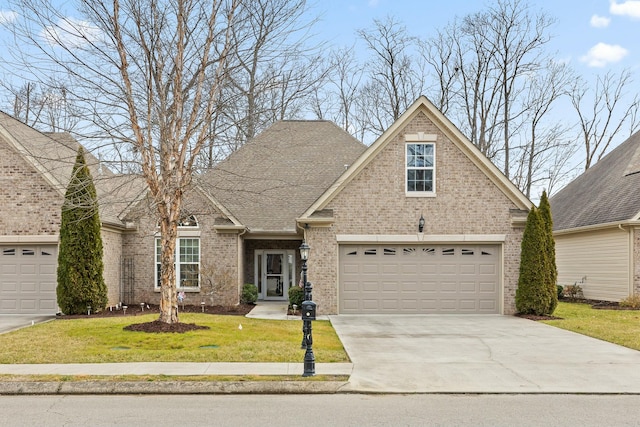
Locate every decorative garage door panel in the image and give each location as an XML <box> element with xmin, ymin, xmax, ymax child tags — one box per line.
<box><xmin>0</xmin><ymin>245</ymin><xmax>58</xmax><ymax>314</ymax></box>
<box><xmin>339</xmin><ymin>244</ymin><xmax>500</xmax><ymax>314</ymax></box>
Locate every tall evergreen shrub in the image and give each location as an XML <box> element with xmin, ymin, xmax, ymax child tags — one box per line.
<box><xmin>538</xmin><ymin>190</ymin><xmax>558</xmax><ymax>312</ymax></box>
<box><xmin>57</xmin><ymin>147</ymin><xmax>108</xmax><ymax>314</ymax></box>
<box><xmin>516</xmin><ymin>206</ymin><xmax>555</xmax><ymax>315</ymax></box>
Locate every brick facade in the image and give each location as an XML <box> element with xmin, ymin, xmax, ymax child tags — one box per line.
<box><xmin>2</xmin><ymin>102</ymin><xmax>528</xmax><ymax>316</ymax></box>
<box><xmin>101</xmin><ymin>227</ymin><xmax>123</xmax><ymax>307</ymax></box>
<box><xmin>123</xmin><ymin>190</ymin><xmax>241</xmax><ymax>307</ymax></box>
<box><xmin>305</xmin><ymin>111</ymin><xmax>525</xmax><ymax>314</ymax></box>
<box><xmin>631</xmin><ymin>228</ymin><xmax>640</xmax><ymax>295</ymax></box>
<box><xmin>0</xmin><ymin>140</ymin><xmax>62</xmax><ymax>236</ymax></box>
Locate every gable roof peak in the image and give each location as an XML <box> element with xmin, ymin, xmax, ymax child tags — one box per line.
<box><xmin>300</xmin><ymin>96</ymin><xmax>531</xmax><ymax>218</ymax></box>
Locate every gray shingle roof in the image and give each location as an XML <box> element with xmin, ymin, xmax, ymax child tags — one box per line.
<box><xmin>0</xmin><ymin>111</ymin><xmax>145</xmax><ymax>226</ymax></box>
<box><xmin>551</xmin><ymin>131</ymin><xmax>640</xmax><ymax>231</ymax></box>
<box><xmin>198</xmin><ymin>120</ymin><xmax>367</xmax><ymax>232</ymax></box>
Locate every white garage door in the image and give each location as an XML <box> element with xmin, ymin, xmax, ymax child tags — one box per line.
<box><xmin>0</xmin><ymin>245</ymin><xmax>58</xmax><ymax>314</ymax></box>
<box><xmin>339</xmin><ymin>244</ymin><xmax>500</xmax><ymax>314</ymax></box>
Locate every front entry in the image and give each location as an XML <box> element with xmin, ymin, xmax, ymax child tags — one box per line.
<box><xmin>255</xmin><ymin>250</ymin><xmax>295</xmax><ymax>300</ymax></box>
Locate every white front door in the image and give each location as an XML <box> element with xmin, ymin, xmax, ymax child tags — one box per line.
<box><xmin>255</xmin><ymin>250</ymin><xmax>295</xmax><ymax>300</ymax></box>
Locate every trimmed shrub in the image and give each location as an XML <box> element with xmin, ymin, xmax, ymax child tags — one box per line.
<box><xmin>57</xmin><ymin>147</ymin><xmax>107</xmax><ymax>315</ymax></box>
<box><xmin>538</xmin><ymin>191</ymin><xmax>558</xmax><ymax>313</ymax></box>
<box><xmin>557</xmin><ymin>285</ymin><xmax>564</xmax><ymax>299</ymax></box>
<box><xmin>240</xmin><ymin>283</ymin><xmax>258</xmax><ymax>304</ymax></box>
<box><xmin>516</xmin><ymin>206</ymin><xmax>555</xmax><ymax>315</ymax></box>
<box><xmin>288</xmin><ymin>286</ymin><xmax>304</xmax><ymax>309</ymax></box>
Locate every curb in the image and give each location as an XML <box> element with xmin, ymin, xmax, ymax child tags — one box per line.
<box><xmin>0</xmin><ymin>381</ymin><xmax>349</xmax><ymax>395</ymax></box>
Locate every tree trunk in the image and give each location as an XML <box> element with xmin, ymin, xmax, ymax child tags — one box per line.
<box><xmin>158</xmin><ymin>216</ymin><xmax>179</xmax><ymax>324</ymax></box>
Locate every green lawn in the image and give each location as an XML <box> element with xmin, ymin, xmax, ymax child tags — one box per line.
<box><xmin>0</xmin><ymin>314</ymin><xmax>349</xmax><ymax>364</ymax></box>
<box><xmin>542</xmin><ymin>301</ymin><xmax>640</xmax><ymax>351</ymax></box>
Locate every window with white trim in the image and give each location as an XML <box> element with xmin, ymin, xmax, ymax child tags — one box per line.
<box><xmin>155</xmin><ymin>214</ymin><xmax>200</xmax><ymax>289</ymax></box>
<box><xmin>406</xmin><ymin>143</ymin><xmax>435</xmax><ymax>195</ymax></box>
<box><xmin>156</xmin><ymin>238</ymin><xmax>200</xmax><ymax>289</ymax></box>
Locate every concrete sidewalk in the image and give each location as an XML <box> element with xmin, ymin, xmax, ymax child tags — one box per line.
<box><xmin>0</xmin><ymin>362</ymin><xmax>352</xmax><ymax>376</ymax></box>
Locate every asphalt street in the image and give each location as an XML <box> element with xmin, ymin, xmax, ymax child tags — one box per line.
<box><xmin>1</xmin><ymin>394</ymin><xmax>640</xmax><ymax>427</ymax></box>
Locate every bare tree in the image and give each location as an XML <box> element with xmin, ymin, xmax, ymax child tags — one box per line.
<box><xmin>481</xmin><ymin>0</ymin><xmax>554</xmax><ymax>177</ymax></box>
<box><xmin>571</xmin><ymin>69</ymin><xmax>640</xmax><ymax>170</ymax></box>
<box><xmin>357</xmin><ymin>16</ymin><xmax>425</xmax><ymax>137</ymax></box>
<box><xmin>511</xmin><ymin>60</ymin><xmax>575</xmax><ymax>198</ymax></box>
<box><xmin>422</xmin><ymin>0</ymin><xmax>554</xmax><ymax>177</ymax></box>
<box><xmin>326</xmin><ymin>46</ymin><xmax>366</xmax><ymax>139</ymax></box>
<box><xmin>206</xmin><ymin>0</ymin><xmax>325</xmax><ymax>162</ymax></box>
<box><xmin>5</xmin><ymin>0</ymin><xmax>239</xmax><ymax>324</ymax></box>
<box><xmin>4</xmin><ymin>80</ymin><xmax>80</xmax><ymax>132</ymax></box>
<box><xmin>309</xmin><ymin>47</ymin><xmax>366</xmax><ymax>139</ymax></box>
<box><xmin>420</xmin><ymin>26</ymin><xmax>459</xmax><ymax>115</ymax></box>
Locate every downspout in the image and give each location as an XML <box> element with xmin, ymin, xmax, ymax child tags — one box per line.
<box><xmin>618</xmin><ymin>224</ymin><xmax>634</xmax><ymax>298</ymax></box>
<box><xmin>296</xmin><ymin>221</ymin><xmax>309</xmax><ymax>242</ymax></box>
<box><xmin>237</xmin><ymin>227</ymin><xmax>248</xmax><ymax>300</ymax></box>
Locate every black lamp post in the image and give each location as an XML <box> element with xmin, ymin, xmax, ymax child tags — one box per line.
<box><xmin>299</xmin><ymin>241</ymin><xmax>315</xmax><ymax>377</ymax></box>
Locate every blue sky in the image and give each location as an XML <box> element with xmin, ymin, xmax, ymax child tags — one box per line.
<box><xmin>2</xmin><ymin>0</ymin><xmax>637</xmax><ymax>75</ymax></box>
<box><xmin>1</xmin><ymin>0</ymin><xmax>637</xmax><ymax>95</ymax></box>
<box><xmin>313</xmin><ymin>0</ymin><xmax>640</xmax><ymax>79</ymax></box>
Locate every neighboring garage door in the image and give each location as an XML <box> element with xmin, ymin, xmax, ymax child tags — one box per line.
<box><xmin>339</xmin><ymin>244</ymin><xmax>500</xmax><ymax>314</ymax></box>
<box><xmin>0</xmin><ymin>245</ymin><xmax>58</xmax><ymax>314</ymax></box>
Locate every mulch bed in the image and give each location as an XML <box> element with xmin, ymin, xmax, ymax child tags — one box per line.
<box><xmin>56</xmin><ymin>303</ymin><xmax>255</xmax><ymax>333</ymax></box>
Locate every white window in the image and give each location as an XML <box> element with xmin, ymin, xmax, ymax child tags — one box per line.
<box><xmin>155</xmin><ymin>238</ymin><xmax>200</xmax><ymax>289</ymax></box>
<box><xmin>406</xmin><ymin>143</ymin><xmax>435</xmax><ymax>195</ymax></box>
<box><xmin>155</xmin><ymin>214</ymin><xmax>200</xmax><ymax>289</ymax></box>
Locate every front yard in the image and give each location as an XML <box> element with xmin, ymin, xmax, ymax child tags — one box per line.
<box><xmin>2</xmin><ymin>302</ymin><xmax>638</xmax><ymax>366</ymax></box>
<box><xmin>0</xmin><ymin>313</ymin><xmax>349</xmax><ymax>364</ymax></box>
<box><xmin>542</xmin><ymin>301</ymin><xmax>640</xmax><ymax>351</ymax></box>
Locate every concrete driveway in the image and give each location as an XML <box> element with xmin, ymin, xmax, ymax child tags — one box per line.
<box><xmin>329</xmin><ymin>314</ymin><xmax>640</xmax><ymax>393</ymax></box>
<box><xmin>0</xmin><ymin>315</ymin><xmax>54</xmax><ymax>334</ymax></box>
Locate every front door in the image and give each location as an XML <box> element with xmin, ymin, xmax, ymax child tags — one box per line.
<box><xmin>256</xmin><ymin>250</ymin><xmax>294</xmax><ymax>300</ymax></box>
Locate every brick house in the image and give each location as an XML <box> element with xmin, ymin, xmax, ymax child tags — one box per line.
<box><xmin>0</xmin><ymin>96</ymin><xmax>531</xmax><ymax>315</ymax></box>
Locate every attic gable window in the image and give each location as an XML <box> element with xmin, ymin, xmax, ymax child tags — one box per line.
<box><xmin>406</xmin><ymin>142</ymin><xmax>435</xmax><ymax>196</ymax></box>
<box><xmin>178</xmin><ymin>214</ymin><xmax>198</xmax><ymax>227</ymax></box>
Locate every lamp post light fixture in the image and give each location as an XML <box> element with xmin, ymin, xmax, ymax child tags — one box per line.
<box><xmin>299</xmin><ymin>241</ymin><xmax>315</xmax><ymax>377</ymax></box>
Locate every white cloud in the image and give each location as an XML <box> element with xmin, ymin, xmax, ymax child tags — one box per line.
<box><xmin>0</xmin><ymin>10</ymin><xmax>18</xmax><ymax>25</ymax></box>
<box><xmin>580</xmin><ymin>42</ymin><xmax>629</xmax><ymax>67</ymax></box>
<box><xmin>590</xmin><ymin>14</ymin><xmax>611</xmax><ymax>27</ymax></box>
<box><xmin>41</xmin><ymin>17</ymin><xmax>102</xmax><ymax>48</ymax></box>
<box><xmin>610</xmin><ymin>0</ymin><xmax>640</xmax><ymax>19</ymax></box>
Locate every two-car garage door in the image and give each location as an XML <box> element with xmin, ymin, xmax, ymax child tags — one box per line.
<box><xmin>339</xmin><ymin>244</ymin><xmax>500</xmax><ymax>314</ymax></box>
<box><xmin>0</xmin><ymin>245</ymin><xmax>58</xmax><ymax>314</ymax></box>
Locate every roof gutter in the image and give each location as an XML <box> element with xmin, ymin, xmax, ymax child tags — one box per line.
<box><xmin>553</xmin><ymin>220</ymin><xmax>640</xmax><ymax>236</ymax></box>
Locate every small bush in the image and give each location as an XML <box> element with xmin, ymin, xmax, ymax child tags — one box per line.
<box><xmin>240</xmin><ymin>283</ymin><xmax>258</xmax><ymax>304</ymax></box>
<box><xmin>563</xmin><ymin>284</ymin><xmax>583</xmax><ymax>300</ymax></box>
<box><xmin>620</xmin><ymin>294</ymin><xmax>640</xmax><ymax>309</ymax></box>
<box><xmin>288</xmin><ymin>286</ymin><xmax>304</xmax><ymax>309</ymax></box>
<box><xmin>557</xmin><ymin>285</ymin><xmax>564</xmax><ymax>299</ymax></box>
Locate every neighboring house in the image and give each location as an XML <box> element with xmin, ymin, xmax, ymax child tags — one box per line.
<box><xmin>0</xmin><ymin>96</ymin><xmax>532</xmax><ymax>315</ymax></box>
<box><xmin>0</xmin><ymin>111</ymin><xmax>145</xmax><ymax>314</ymax></box>
<box><xmin>551</xmin><ymin>131</ymin><xmax>640</xmax><ymax>302</ymax></box>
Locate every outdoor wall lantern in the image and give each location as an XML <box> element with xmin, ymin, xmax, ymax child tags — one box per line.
<box><xmin>418</xmin><ymin>214</ymin><xmax>425</xmax><ymax>233</ymax></box>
